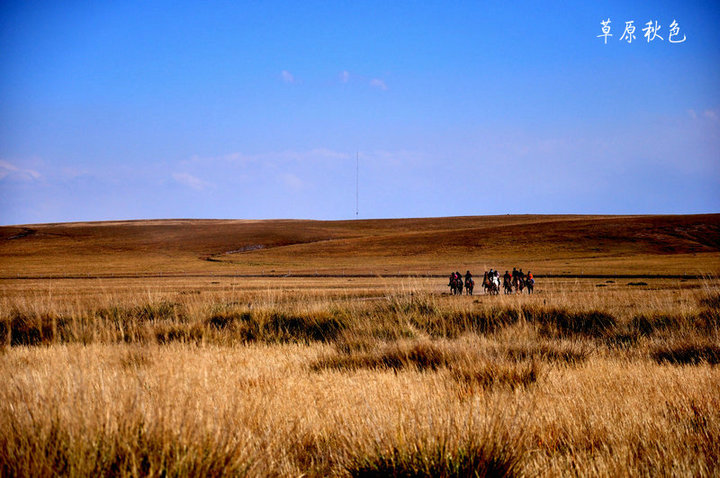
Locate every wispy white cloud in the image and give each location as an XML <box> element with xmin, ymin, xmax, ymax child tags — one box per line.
<box><xmin>281</xmin><ymin>173</ymin><xmax>304</xmax><ymax>191</ymax></box>
<box><xmin>275</xmin><ymin>148</ymin><xmax>351</xmax><ymax>161</ymax></box>
<box><xmin>281</xmin><ymin>70</ymin><xmax>295</xmax><ymax>83</ymax></box>
<box><xmin>687</xmin><ymin>108</ymin><xmax>718</xmax><ymax>121</ymax></box>
<box><xmin>703</xmin><ymin>109</ymin><xmax>718</xmax><ymax>121</ymax></box>
<box><xmin>359</xmin><ymin>149</ymin><xmax>427</xmax><ymax>166</ymax></box>
<box><xmin>369</xmin><ymin>78</ymin><xmax>388</xmax><ymax>90</ymax></box>
<box><xmin>186</xmin><ymin>148</ymin><xmax>352</xmax><ymax>165</ymax></box>
<box><xmin>60</xmin><ymin>167</ymin><xmax>90</xmax><ymax>180</ymax></box>
<box><xmin>340</xmin><ymin>70</ymin><xmax>350</xmax><ymax>83</ymax></box>
<box><xmin>172</xmin><ymin>172</ymin><xmax>212</xmax><ymax>190</ymax></box>
<box><xmin>184</xmin><ymin>152</ymin><xmax>255</xmax><ymax>165</ymax></box>
<box><xmin>0</xmin><ymin>160</ymin><xmax>41</xmax><ymax>181</ymax></box>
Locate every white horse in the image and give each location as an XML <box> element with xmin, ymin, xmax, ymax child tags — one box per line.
<box><xmin>492</xmin><ymin>275</ymin><xmax>501</xmax><ymax>294</ymax></box>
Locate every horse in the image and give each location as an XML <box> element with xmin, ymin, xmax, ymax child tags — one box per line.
<box><xmin>448</xmin><ymin>275</ymin><xmax>463</xmax><ymax>295</ymax></box>
<box><xmin>484</xmin><ymin>274</ymin><xmax>499</xmax><ymax>295</ymax></box>
<box><xmin>482</xmin><ymin>273</ymin><xmax>492</xmax><ymax>294</ymax></box>
<box><xmin>465</xmin><ymin>277</ymin><xmax>474</xmax><ymax>295</ymax></box>
<box><xmin>512</xmin><ymin>276</ymin><xmax>524</xmax><ymax>293</ymax></box>
<box><xmin>491</xmin><ymin>275</ymin><xmax>501</xmax><ymax>295</ymax></box>
<box><xmin>525</xmin><ymin>277</ymin><xmax>534</xmax><ymax>294</ymax></box>
<box><xmin>503</xmin><ymin>277</ymin><xmax>512</xmax><ymax>294</ymax></box>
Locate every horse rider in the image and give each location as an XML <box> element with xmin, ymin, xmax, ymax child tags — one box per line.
<box><xmin>465</xmin><ymin>270</ymin><xmax>473</xmax><ymax>283</ymax></box>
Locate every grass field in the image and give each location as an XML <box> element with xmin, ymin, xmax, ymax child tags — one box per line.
<box><xmin>1</xmin><ymin>215</ymin><xmax>719</xmax><ymax>476</ymax></box>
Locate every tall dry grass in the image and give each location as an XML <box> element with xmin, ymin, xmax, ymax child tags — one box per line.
<box><xmin>0</xmin><ymin>277</ymin><xmax>718</xmax><ymax>476</ymax></box>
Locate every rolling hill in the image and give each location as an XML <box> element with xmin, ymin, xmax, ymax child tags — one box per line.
<box><xmin>1</xmin><ymin>214</ymin><xmax>718</xmax><ymax>277</ymax></box>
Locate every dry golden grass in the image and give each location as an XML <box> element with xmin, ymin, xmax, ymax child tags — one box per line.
<box><xmin>1</xmin><ymin>215</ymin><xmax>719</xmax><ymax>476</ymax></box>
<box><xmin>1</xmin><ymin>275</ymin><xmax>719</xmax><ymax>477</ymax></box>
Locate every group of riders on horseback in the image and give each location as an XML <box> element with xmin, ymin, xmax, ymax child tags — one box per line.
<box><xmin>448</xmin><ymin>267</ymin><xmax>534</xmax><ymax>295</ymax></box>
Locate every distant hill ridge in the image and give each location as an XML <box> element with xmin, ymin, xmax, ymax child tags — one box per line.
<box><xmin>1</xmin><ymin>215</ymin><xmax>718</xmax><ymax>276</ymax></box>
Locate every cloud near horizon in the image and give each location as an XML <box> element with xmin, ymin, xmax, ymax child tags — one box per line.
<box><xmin>0</xmin><ymin>160</ymin><xmax>41</xmax><ymax>182</ymax></box>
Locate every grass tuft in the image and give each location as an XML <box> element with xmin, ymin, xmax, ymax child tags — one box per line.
<box><xmin>0</xmin><ymin>310</ymin><xmax>70</xmax><ymax>346</ymax></box>
<box><xmin>699</xmin><ymin>293</ymin><xmax>720</xmax><ymax>309</ymax></box>
<box><xmin>651</xmin><ymin>340</ymin><xmax>720</xmax><ymax>365</ymax></box>
<box><xmin>630</xmin><ymin>314</ymin><xmax>680</xmax><ymax>336</ymax></box>
<box><xmin>347</xmin><ymin>435</ymin><xmax>522</xmax><ymax>478</ymax></box>
<box><xmin>522</xmin><ymin>306</ymin><xmax>616</xmax><ymax>338</ymax></box>
<box><xmin>451</xmin><ymin>359</ymin><xmax>542</xmax><ymax>392</ymax></box>
<box><xmin>314</xmin><ymin>341</ymin><xmax>449</xmax><ymax>372</ymax></box>
<box><xmin>502</xmin><ymin>341</ymin><xmax>591</xmax><ymax>364</ymax></box>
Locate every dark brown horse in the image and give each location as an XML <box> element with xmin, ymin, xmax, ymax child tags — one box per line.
<box><xmin>448</xmin><ymin>274</ymin><xmax>463</xmax><ymax>295</ymax></box>
<box><xmin>465</xmin><ymin>277</ymin><xmax>474</xmax><ymax>295</ymax></box>
<box><xmin>525</xmin><ymin>277</ymin><xmax>534</xmax><ymax>294</ymax></box>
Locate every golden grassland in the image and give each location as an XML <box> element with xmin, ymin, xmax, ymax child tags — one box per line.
<box><xmin>1</xmin><ymin>215</ymin><xmax>719</xmax><ymax>476</ymax></box>
<box><xmin>1</xmin><ymin>275</ymin><xmax>719</xmax><ymax>477</ymax></box>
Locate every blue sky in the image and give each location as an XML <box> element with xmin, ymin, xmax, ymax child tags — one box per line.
<box><xmin>1</xmin><ymin>0</ymin><xmax>719</xmax><ymax>224</ymax></box>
